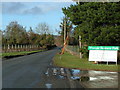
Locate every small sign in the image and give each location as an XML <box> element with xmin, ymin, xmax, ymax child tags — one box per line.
<box><xmin>88</xmin><ymin>46</ymin><xmax>120</xmax><ymax>50</ymax></box>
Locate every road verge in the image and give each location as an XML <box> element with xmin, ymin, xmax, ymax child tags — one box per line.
<box><xmin>2</xmin><ymin>50</ymin><xmax>46</xmax><ymax>59</ymax></box>
<box><xmin>53</xmin><ymin>52</ymin><xmax>120</xmax><ymax>72</ymax></box>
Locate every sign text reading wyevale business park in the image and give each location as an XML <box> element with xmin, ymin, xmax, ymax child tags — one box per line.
<box><xmin>88</xmin><ymin>46</ymin><xmax>120</xmax><ymax>63</ymax></box>
<box><xmin>88</xmin><ymin>46</ymin><xmax>120</xmax><ymax>50</ymax></box>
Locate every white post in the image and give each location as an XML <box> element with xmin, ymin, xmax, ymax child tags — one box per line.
<box><xmin>12</xmin><ymin>45</ymin><xmax>13</xmax><ymax>49</ymax></box>
<box><xmin>21</xmin><ymin>45</ymin><xmax>22</xmax><ymax>48</ymax></box>
<box><xmin>18</xmin><ymin>45</ymin><xmax>19</xmax><ymax>49</ymax></box>
<box><xmin>79</xmin><ymin>35</ymin><xmax>82</xmax><ymax>59</ymax></box>
<box><xmin>4</xmin><ymin>45</ymin><xmax>5</xmax><ymax>50</ymax></box>
<box><xmin>18</xmin><ymin>45</ymin><xmax>20</xmax><ymax>51</ymax></box>
<box><xmin>15</xmin><ymin>44</ymin><xmax>16</xmax><ymax>49</ymax></box>
<box><xmin>24</xmin><ymin>45</ymin><xmax>25</xmax><ymax>48</ymax></box>
<box><xmin>97</xmin><ymin>61</ymin><xmax>98</xmax><ymax>65</ymax></box>
<box><xmin>26</xmin><ymin>45</ymin><xmax>27</xmax><ymax>48</ymax></box>
<box><xmin>107</xmin><ymin>61</ymin><xmax>108</xmax><ymax>65</ymax></box>
<box><xmin>8</xmin><ymin>44</ymin><xmax>10</xmax><ymax>49</ymax></box>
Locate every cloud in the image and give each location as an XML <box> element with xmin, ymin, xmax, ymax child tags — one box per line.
<box><xmin>2</xmin><ymin>2</ymin><xmax>74</xmax><ymax>15</ymax></box>
<box><xmin>2</xmin><ymin>2</ymin><xmax>26</xmax><ymax>14</ymax></box>
<box><xmin>23</xmin><ymin>6</ymin><xmax>43</xmax><ymax>15</ymax></box>
<box><xmin>1</xmin><ymin>0</ymin><xmax>73</xmax><ymax>2</ymax></box>
<box><xmin>2</xmin><ymin>2</ymin><xmax>58</xmax><ymax>15</ymax></box>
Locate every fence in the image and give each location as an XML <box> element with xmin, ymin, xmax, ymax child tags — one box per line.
<box><xmin>65</xmin><ymin>45</ymin><xmax>80</xmax><ymax>57</ymax></box>
<box><xmin>66</xmin><ymin>45</ymin><xmax>80</xmax><ymax>54</ymax></box>
<box><xmin>2</xmin><ymin>44</ymin><xmax>43</xmax><ymax>53</ymax></box>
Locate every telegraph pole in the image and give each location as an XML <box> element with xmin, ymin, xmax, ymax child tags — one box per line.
<box><xmin>64</xmin><ymin>17</ymin><xmax>66</xmax><ymax>44</ymax></box>
<box><xmin>77</xmin><ymin>0</ymin><xmax>79</xmax><ymax>4</ymax></box>
<box><xmin>77</xmin><ymin>0</ymin><xmax>82</xmax><ymax>58</ymax></box>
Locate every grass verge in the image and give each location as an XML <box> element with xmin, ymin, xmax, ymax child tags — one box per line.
<box><xmin>1</xmin><ymin>50</ymin><xmax>45</xmax><ymax>58</ymax></box>
<box><xmin>53</xmin><ymin>52</ymin><xmax>120</xmax><ymax>72</ymax></box>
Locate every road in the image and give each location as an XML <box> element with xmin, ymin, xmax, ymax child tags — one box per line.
<box><xmin>3</xmin><ymin>48</ymin><xmax>58</xmax><ymax>88</ymax></box>
<box><xmin>2</xmin><ymin>48</ymin><xmax>83</xmax><ymax>88</ymax></box>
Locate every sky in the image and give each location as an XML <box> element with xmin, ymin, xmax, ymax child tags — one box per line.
<box><xmin>1</xmin><ymin>1</ymin><xmax>76</xmax><ymax>35</ymax></box>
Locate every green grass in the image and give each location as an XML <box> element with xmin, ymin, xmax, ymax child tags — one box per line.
<box><xmin>2</xmin><ymin>50</ymin><xmax>44</xmax><ymax>58</ymax></box>
<box><xmin>53</xmin><ymin>52</ymin><xmax>120</xmax><ymax>72</ymax></box>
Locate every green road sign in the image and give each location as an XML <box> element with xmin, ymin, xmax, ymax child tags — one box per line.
<box><xmin>88</xmin><ymin>46</ymin><xmax>120</xmax><ymax>50</ymax></box>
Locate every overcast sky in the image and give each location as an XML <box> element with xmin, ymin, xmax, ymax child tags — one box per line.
<box><xmin>1</xmin><ymin>1</ymin><xmax>76</xmax><ymax>35</ymax></box>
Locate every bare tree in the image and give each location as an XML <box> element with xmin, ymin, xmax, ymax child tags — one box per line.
<box><xmin>36</xmin><ymin>22</ymin><xmax>50</xmax><ymax>35</ymax></box>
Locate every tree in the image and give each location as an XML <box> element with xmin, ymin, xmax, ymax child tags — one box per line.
<box><xmin>4</xmin><ymin>21</ymin><xmax>29</xmax><ymax>45</ymax></box>
<box><xmin>62</xmin><ymin>2</ymin><xmax>120</xmax><ymax>46</ymax></box>
<box><xmin>28</xmin><ymin>27</ymin><xmax>37</xmax><ymax>45</ymax></box>
<box><xmin>59</xmin><ymin>16</ymin><xmax>72</xmax><ymax>44</ymax></box>
<box><xmin>36</xmin><ymin>22</ymin><xmax>50</xmax><ymax>35</ymax></box>
<box><xmin>46</xmin><ymin>34</ymin><xmax>54</xmax><ymax>46</ymax></box>
<box><xmin>35</xmin><ymin>22</ymin><xmax>55</xmax><ymax>47</ymax></box>
<box><xmin>2</xmin><ymin>21</ymin><xmax>55</xmax><ymax>49</ymax></box>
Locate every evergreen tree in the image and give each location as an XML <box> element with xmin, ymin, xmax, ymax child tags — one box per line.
<box><xmin>62</xmin><ymin>2</ymin><xmax>120</xmax><ymax>46</ymax></box>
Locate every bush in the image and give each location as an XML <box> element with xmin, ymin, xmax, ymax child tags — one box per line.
<box><xmin>80</xmin><ymin>46</ymin><xmax>89</xmax><ymax>58</ymax></box>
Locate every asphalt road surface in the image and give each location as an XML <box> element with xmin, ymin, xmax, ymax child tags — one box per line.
<box><xmin>2</xmin><ymin>47</ymin><xmax>84</xmax><ymax>88</ymax></box>
<box><xmin>3</xmin><ymin>48</ymin><xmax>59</xmax><ymax>88</ymax></box>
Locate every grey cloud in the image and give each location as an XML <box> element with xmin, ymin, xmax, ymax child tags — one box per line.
<box><xmin>2</xmin><ymin>2</ymin><xmax>72</xmax><ymax>15</ymax></box>
<box><xmin>2</xmin><ymin>2</ymin><xmax>25</xmax><ymax>14</ymax></box>
<box><xmin>23</xmin><ymin>6</ymin><xmax>43</xmax><ymax>15</ymax></box>
<box><xmin>2</xmin><ymin>2</ymin><xmax>50</xmax><ymax>15</ymax></box>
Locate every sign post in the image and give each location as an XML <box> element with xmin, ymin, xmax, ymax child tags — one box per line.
<box><xmin>88</xmin><ymin>46</ymin><xmax>120</xmax><ymax>65</ymax></box>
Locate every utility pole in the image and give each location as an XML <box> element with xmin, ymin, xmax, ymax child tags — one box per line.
<box><xmin>64</xmin><ymin>17</ymin><xmax>66</xmax><ymax>44</ymax></box>
<box><xmin>77</xmin><ymin>0</ymin><xmax>79</xmax><ymax>4</ymax></box>
<box><xmin>77</xmin><ymin>0</ymin><xmax>82</xmax><ymax>59</ymax></box>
